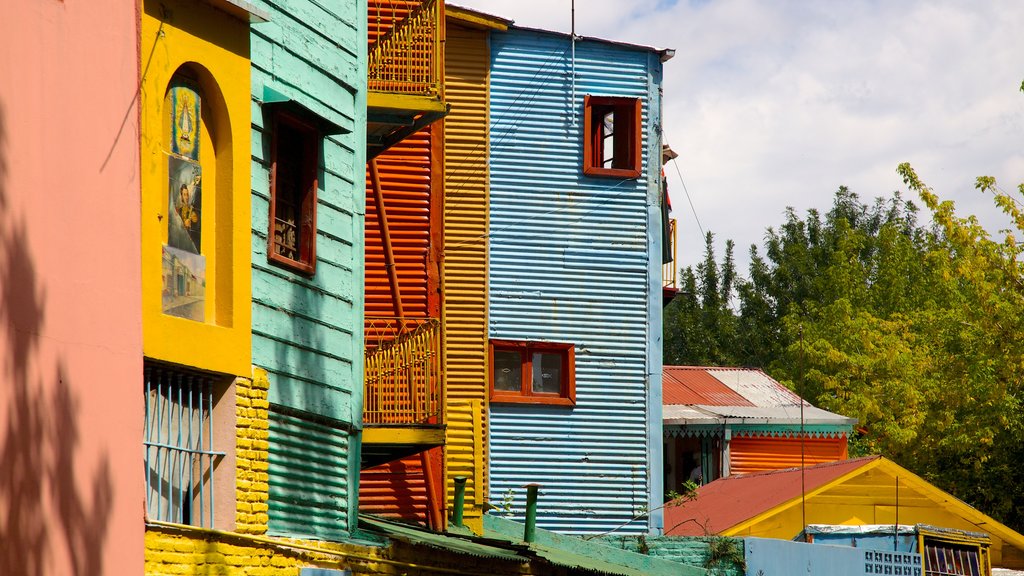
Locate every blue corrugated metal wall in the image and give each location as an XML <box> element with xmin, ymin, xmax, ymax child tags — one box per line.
<box><xmin>487</xmin><ymin>29</ymin><xmax>664</xmax><ymax>535</ymax></box>
<box><xmin>249</xmin><ymin>0</ymin><xmax>367</xmax><ymax>537</ymax></box>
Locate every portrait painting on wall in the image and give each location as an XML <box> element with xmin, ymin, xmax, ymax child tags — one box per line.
<box><xmin>167</xmin><ymin>156</ymin><xmax>202</xmax><ymax>254</ymax></box>
<box><xmin>168</xmin><ymin>84</ymin><xmax>201</xmax><ymax>161</ymax></box>
<box><xmin>161</xmin><ymin>245</ymin><xmax>206</xmax><ymax>322</ymax></box>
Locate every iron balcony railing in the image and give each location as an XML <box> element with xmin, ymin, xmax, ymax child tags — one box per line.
<box><xmin>368</xmin><ymin>0</ymin><xmax>442</xmax><ymax>97</ymax></box>
<box><xmin>364</xmin><ymin>316</ymin><xmax>442</xmax><ymax>425</ymax></box>
<box><xmin>663</xmin><ymin>218</ymin><xmax>678</xmax><ymax>289</ymax></box>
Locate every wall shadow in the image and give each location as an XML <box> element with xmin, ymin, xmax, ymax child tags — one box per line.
<box><xmin>0</xmin><ymin>100</ymin><xmax>115</xmax><ymax>576</ymax></box>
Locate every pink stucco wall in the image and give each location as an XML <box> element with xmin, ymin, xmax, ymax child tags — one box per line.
<box><xmin>0</xmin><ymin>1</ymin><xmax>143</xmax><ymax>575</ymax></box>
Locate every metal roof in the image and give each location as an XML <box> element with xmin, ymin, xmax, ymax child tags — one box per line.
<box><xmin>662</xmin><ymin>366</ymin><xmax>855</xmax><ymax>427</ymax></box>
<box><xmin>663</xmin><ymin>367</ymin><xmax>752</xmax><ymax>406</ymax></box>
<box><xmin>359</xmin><ymin>515</ymin><xmax>524</xmax><ymax>561</ymax></box>
<box><xmin>664</xmin><ymin>457</ymin><xmax>880</xmax><ymax>536</ymax></box>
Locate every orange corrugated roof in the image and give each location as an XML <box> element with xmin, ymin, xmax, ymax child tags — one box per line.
<box><xmin>663</xmin><ymin>366</ymin><xmax>754</xmax><ymax>406</ymax></box>
<box><xmin>664</xmin><ymin>456</ymin><xmax>880</xmax><ymax>536</ymax></box>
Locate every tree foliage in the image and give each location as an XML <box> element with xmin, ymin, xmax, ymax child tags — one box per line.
<box><xmin>663</xmin><ymin>178</ymin><xmax>1024</xmax><ymax>529</ymax></box>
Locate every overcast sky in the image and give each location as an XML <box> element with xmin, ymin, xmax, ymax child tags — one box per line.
<box><xmin>454</xmin><ymin>0</ymin><xmax>1024</xmax><ymax>273</ymax></box>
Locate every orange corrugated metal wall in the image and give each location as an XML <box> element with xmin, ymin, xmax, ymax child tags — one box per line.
<box><xmin>364</xmin><ymin>128</ymin><xmax>435</xmax><ymax>319</ymax></box>
<box><xmin>358</xmin><ymin>451</ymin><xmax>435</xmax><ymax>523</ymax></box>
<box><xmin>368</xmin><ymin>0</ymin><xmax>421</xmax><ymax>44</ymax></box>
<box><xmin>729</xmin><ymin>435</ymin><xmax>848</xmax><ymax>476</ymax></box>
<box><xmin>442</xmin><ymin>23</ymin><xmax>490</xmax><ymax>527</ymax></box>
<box><xmin>361</xmin><ymin>0</ymin><xmax>445</xmax><ymax>529</ymax></box>
<box><xmin>359</xmin><ymin>126</ymin><xmax>441</xmax><ymax>525</ymax></box>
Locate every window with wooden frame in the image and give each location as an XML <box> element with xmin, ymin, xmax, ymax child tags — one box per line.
<box><xmin>583</xmin><ymin>95</ymin><xmax>642</xmax><ymax>179</ymax></box>
<box><xmin>269</xmin><ymin>111</ymin><xmax>319</xmax><ymax>275</ymax></box>
<box><xmin>490</xmin><ymin>340</ymin><xmax>576</xmax><ymax>406</ymax></box>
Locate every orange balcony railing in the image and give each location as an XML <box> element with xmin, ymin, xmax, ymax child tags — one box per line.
<box><xmin>363</xmin><ymin>316</ymin><xmax>442</xmax><ymax>425</ymax></box>
<box><xmin>663</xmin><ymin>218</ymin><xmax>678</xmax><ymax>289</ymax></box>
<box><xmin>368</xmin><ymin>0</ymin><xmax>442</xmax><ymax>97</ymax></box>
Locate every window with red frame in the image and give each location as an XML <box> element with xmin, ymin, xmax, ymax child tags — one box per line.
<box><xmin>583</xmin><ymin>95</ymin><xmax>642</xmax><ymax>179</ymax></box>
<box><xmin>269</xmin><ymin>111</ymin><xmax>319</xmax><ymax>275</ymax></box>
<box><xmin>490</xmin><ymin>340</ymin><xmax>576</xmax><ymax>406</ymax></box>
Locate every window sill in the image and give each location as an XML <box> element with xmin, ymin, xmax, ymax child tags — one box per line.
<box><xmin>583</xmin><ymin>166</ymin><xmax>641</xmax><ymax>179</ymax></box>
<box><xmin>490</xmin><ymin>394</ymin><xmax>575</xmax><ymax>407</ymax></box>
<box><xmin>268</xmin><ymin>252</ymin><xmax>316</xmax><ymax>276</ymax></box>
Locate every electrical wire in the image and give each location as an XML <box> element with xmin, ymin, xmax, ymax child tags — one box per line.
<box><xmin>663</xmin><ymin>134</ymin><xmax>705</xmax><ymax>239</ymax></box>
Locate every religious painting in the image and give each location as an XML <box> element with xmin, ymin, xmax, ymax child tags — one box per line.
<box><xmin>168</xmin><ymin>85</ymin><xmax>201</xmax><ymax>160</ymax></box>
<box><xmin>161</xmin><ymin>245</ymin><xmax>206</xmax><ymax>322</ymax></box>
<box><xmin>167</xmin><ymin>156</ymin><xmax>202</xmax><ymax>254</ymax></box>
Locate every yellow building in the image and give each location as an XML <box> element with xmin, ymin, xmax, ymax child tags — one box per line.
<box><xmin>666</xmin><ymin>456</ymin><xmax>1024</xmax><ymax>569</ymax></box>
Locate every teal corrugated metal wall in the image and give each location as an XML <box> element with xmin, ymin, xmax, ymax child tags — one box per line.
<box><xmin>267</xmin><ymin>409</ymin><xmax>351</xmax><ymax>540</ymax></box>
<box><xmin>249</xmin><ymin>0</ymin><xmax>367</xmax><ymax>537</ymax></box>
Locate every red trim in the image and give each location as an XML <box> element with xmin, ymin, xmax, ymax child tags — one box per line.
<box><xmin>489</xmin><ymin>340</ymin><xmax>576</xmax><ymax>406</ymax></box>
<box><xmin>582</xmin><ymin>95</ymin><xmax>642</xmax><ymax>179</ymax></box>
<box><xmin>268</xmin><ymin>111</ymin><xmax>319</xmax><ymax>276</ymax></box>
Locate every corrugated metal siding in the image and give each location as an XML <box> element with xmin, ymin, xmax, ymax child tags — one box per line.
<box><xmin>729</xmin><ymin>436</ymin><xmax>848</xmax><ymax>476</ymax></box>
<box><xmin>358</xmin><ymin>447</ymin><xmax>443</xmax><ymax>526</ymax></box>
<box><xmin>442</xmin><ymin>24</ymin><xmax>490</xmax><ymax>518</ymax></box>
<box><xmin>368</xmin><ymin>0</ymin><xmax>421</xmax><ymax>45</ymax></box>
<box><xmin>365</xmin><ymin>128</ymin><xmax>433</xmax><ymax>319</ymax></box>
<box><xmin>359</xmin><ymin>456</ymin><xmax>429</xmax><ymax>524</ymax></box>
<box><xmin>488</xmin><ymin>30</ymin><xmax>656</xmax><ymax>534</ymax></box>
<box><xmin>267</xmin><ymin>409</ymin><xmax>351</xmax><ymax>539</ymax></box>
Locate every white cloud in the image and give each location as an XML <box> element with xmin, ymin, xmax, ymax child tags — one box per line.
<box><xmin>454</xmin><ymin>0</ymin><xmax>1024</xmax><ymax>272</ymax></box>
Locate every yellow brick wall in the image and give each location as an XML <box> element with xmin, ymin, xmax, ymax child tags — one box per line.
<box><xmin>236</xmin><ymin>371</ymin><xmax>271</xmax><ymax>534</ymax></box>
<box><xmin>144</xmin><ymin>528</ymin><xmax>389</xmax><ymax>575</ymax></box>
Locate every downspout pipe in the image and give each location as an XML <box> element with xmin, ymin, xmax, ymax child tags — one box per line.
<box><xmin>452</xmin><ymin>476</ymin><xmax>467</xmax><ymax>528</ymax></box>
<box><xmin>524</xmin><ymin>484</ymin><xmax>540</xmax><ymax>543</ymax></box>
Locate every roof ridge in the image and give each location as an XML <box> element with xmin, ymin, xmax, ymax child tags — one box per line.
<box><xmin>712</xmin><ymin>455</ymin><xmax>880</xmax><ymax>482</ymax></box>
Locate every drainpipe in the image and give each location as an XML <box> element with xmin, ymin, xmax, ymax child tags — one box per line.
<box><xmin>452</xmin><ymin>476</ymin><xmax>467</xmax><ymax>528</ymax></box>
<box><xmin>524</xmin><ymin>484</ymin><xmax>540</xmax><ymax>543</ymax></box>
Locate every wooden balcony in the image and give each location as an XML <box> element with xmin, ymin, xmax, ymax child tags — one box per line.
<box><xmin>362</xmin><ymin>316</ymin><xmax>444</xmax><ymax>468</ymax></box>
<box><xmin>367</xmin><ymin>0</ymin><xmax>449</xmax><ymax>158</ymax></box>
<box><xmin>663</xmin><ymin>218</ymin><xmax>679</xmax><ymax>306</ymax></box>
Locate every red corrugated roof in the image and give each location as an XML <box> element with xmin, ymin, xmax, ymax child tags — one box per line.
<box><xmin>664</xmin><ymin>456</ymin><xmax>880</xmax><ymax>536</ymax></box>
<box><xmin>663</xmin><ymin>366</ymin><xmax>754</xmax><ymax>406</ymax></box>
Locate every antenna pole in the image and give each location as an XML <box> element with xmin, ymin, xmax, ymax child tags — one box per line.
<box><xmin>895</xmin><ymin>476</ymin><xmax>899</xmax><ymax>551</ymax></box>
<box><xmin>800</xmin><ymin>324</ymin><xmax>807</xmax><ymax>541</ymax></box>
<box><xmin>570</xmin><ymin>0</ymin><xmax>577</xmax><ymax>126</ymax></box>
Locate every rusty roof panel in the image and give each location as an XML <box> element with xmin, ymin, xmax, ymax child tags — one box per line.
<box><xmin>663</xmin><ymin>366</ymin><xmax>754</xmax><ymax>406</ymax></box>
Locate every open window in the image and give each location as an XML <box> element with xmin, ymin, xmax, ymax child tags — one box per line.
<box><xmin>268</xmin><ymin>111</ymin><xmax>319</xmax><ymax>275</ymax></box>
<box><xmin>490</xmin><ymin>340</ymin><xmax>576</xmax><ymax>406</ymax></box>
<box><xmin>583</xmin><ymin>95</ymin><xmax>642</xmax><ymax>179</ymax></box>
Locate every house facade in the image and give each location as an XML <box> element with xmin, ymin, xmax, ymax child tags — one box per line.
<box><xmin>0</xmin><ymin>1</ymin><xmax>143</xmax><ymax>573</ymax></box>
<box><xmin>662</xmin><ymin>366</ymin><xmax>854</xmax><ymax>494</ymax></box>
<box><xmin>486</xmin><ymin>25</ymin><xmax>672</xmax><ymax>535</ymax></box>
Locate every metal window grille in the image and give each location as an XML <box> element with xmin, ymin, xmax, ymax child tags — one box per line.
<box><xmin>144</xmin><ymin>362</ymin><xmax>224</xmax><ymax>527</ymax></box>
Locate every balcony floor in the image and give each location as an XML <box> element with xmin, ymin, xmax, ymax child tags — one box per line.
<box><xmin>361</xmin><ymin>423</ymin><xmax>445</xmax><ymax>469</ymax></box>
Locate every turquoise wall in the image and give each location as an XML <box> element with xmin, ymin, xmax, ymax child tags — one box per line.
<box><xmin>249</xmin><ymin>0</ymin><xmax>367</xmax><ymax>537</ymax></box>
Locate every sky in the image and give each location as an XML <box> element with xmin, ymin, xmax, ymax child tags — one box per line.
<box><xmin>453</xmin><ymin>0</ymin><xmax>1024</xmax><ymax>273</ymax></box>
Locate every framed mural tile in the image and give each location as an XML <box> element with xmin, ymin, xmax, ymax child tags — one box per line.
<box><xmin>169</xmin><ymin>84</ymin><xmax>201</xmax><ymax>160</ymax></box>
<box><xmin>161</xmin><ymin>245</ymin><xmax>206</xmax><ymax>322</ymax></box>
<box><xmin>167</xmin><ymin>156</ymin><xmax>202</xmax><ymax>254</ymax></box>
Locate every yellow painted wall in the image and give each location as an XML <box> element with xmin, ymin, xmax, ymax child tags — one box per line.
<box><xmin>442</xmin><ymin>23</ymin><xmax>491</xmax><ymax>531</ymax></box>
<box><xmin>140</xmin><ymin>0</ymin><xmax>251</xmax><ymax>376</ymax></box>
<box><xmin>725</xmin><ymin>461</ymin><xmax>1016</xmax><ymax>567</ymax></box>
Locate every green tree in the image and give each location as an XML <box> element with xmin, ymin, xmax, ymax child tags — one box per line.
<box><xmin>662</xmin><ymin>157</ymin><xmax>1024</xmax><ymax>528</ymax></box>
<box><xmin>663</xmin><ymin>232</ymin><xmax>739</xmax><ymax>366</ymax></box>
